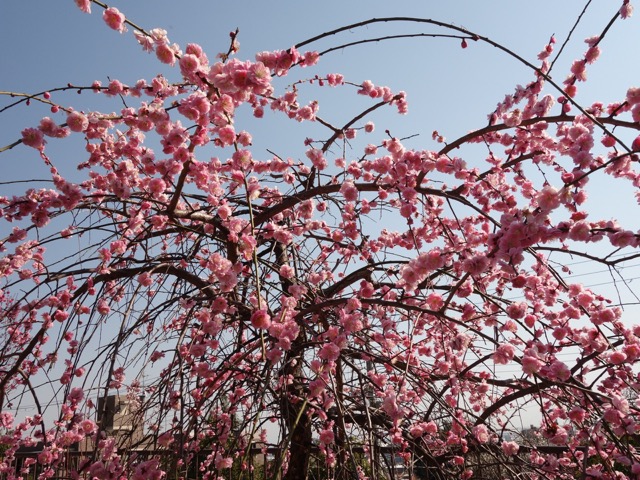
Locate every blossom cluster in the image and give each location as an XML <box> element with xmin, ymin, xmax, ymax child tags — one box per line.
<box><xmin>1</xmin><ymin>2</ymin><xmax>640</xmax><ymax>479</ymax></box>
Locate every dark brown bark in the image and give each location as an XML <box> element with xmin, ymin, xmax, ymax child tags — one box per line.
<box><xmin>272</xmin><ymin>241</ymin><xmax>313</xmax><ymax>480</ymax></box>
<box><xmin>280</xmin><ymin>340</ymin><xmax>312</xmax><ymax>480</ymax></box>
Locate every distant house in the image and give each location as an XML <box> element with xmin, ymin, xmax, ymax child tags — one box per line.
<box><xmin>95</xmin><ymin>394</ymin><xmax>145</xmax><ymax>448</ymax></box>
<box><xmin>67</xmin><ymin>394</ymin><xmax>147</xmax><ymax>455</ymax></box>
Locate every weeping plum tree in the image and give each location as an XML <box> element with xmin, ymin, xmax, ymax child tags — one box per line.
<box><xmin>2</xmin><ymin>1</ymin><xmax>640</xmax><ymax>479</ymax></box>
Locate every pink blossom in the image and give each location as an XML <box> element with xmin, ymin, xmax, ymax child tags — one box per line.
<box><xmin>38</xmin><ymin>450</ymin><xmax>53</xmax><ymax>465</ymax></box>
<box><xmin>8</xmin><ymin>227</ymin><xmax>27</xmax><ymax>243</ymax></box>
<box><xmin>569</xmin><ymin>60</ymin><xmax>587</xmax><ymax>82</ymax></box>
<box><xmin>179</xmin><ymin>54</ymin><xmax>200</xmax><ymax>75</ymax></box>
<box><xmin>156</xmin><ymin>432</ymin><xmax>174</xmax><ymax>447</ymax></box>
<box><xmin>133</xmin><ymin>459</ymin><xmax>163</xmax><ymax>480</ymax></box>
<box><xmin>340</xmin><ymin>181</ymin><xmax>358</xmax><ymax>202</ymax></box>
<box><xmin>538</xmin><ymin>39</ymin><xmax>554</xmax><ymax>60</ymax></box>
<box><xmin>383</xmin><ymin>138</ymin><xmax>404</xmax><ymax>156</ymax></box>
<box><xmin>503</xmin><ymin>109</ymin><xmax>522</xmax><ymax>127</ymax></box>
<box><xmin>217</xmin><ymin>204</ymin><xmax>232</xmax><ymax>220</ymax></box>
<box><xmin>301</xmin><ymin>51</ymin><xmax>320</xmax><ymax>66</ymax></box>
<box><xmin>113</xmin><ymin>367</ymin><xmax>126</xmax><ymax>384</ymax></box>
<box><xmin>150</xmin><ymin>351</ymin><xmax>165</xmax><ymax>362</ymax></box>
<box><xmin>21</xmin><ymin>127</ymin><xmax>46</xmax><ymax>149</ymax></box>
<box><xmin>156</xmin><ymin>44</ymin><xmax>176</xmax><ymax>65</ymax></box>
<box><xmin>32</xmin><ymin>209</ymin><xmax>50</xmax><ymax>227</ymax></box>
<box><xmin>74</xmin><ymin>0</ymin><xmax>91</xmax><ymax>13</ymax></box>
<box><xmin>66</xmin><ymin>111</ymin><xmax>88</xmax><ymax>132</ymax></box>
<box><xmin>306</xmin><ymin>148</ymin><xmax>327</xmax><ymax>170</ymax></box>
<box><xmin>0</xmin><ymin>412</ymin><xmax>14</xmax><ymax>428</ymax></box>
<box><xmin>248</xmin><ymin>62</ymin><xmax>272</xmax><ymax>90</ymax></box>
<box><xmin>548</xmin><ymin>425</ymin><xmax>569</xmax><ymax>445</ymax></box>
<box><xmin>215</xmin><ymin>457</ymin><xmax>233</xmax><ymax>470</ymax></box>
<box><xmin>134</xmin><ymin>30</ymin><xmax>154</xmax><ymax>52</ymax></box>
<box><xmin>548</xmin><ymin>360</ymin><xmax>571</xmax><ymax>381</ymax></box>
<box><xmin>536</xmin><ymin>185</ymin><xmax>561</xmax><ymax>211</ymax></box>
<box><xmin>473</xmin><ymin>424</ymin><xmax>490</xmax><ymax>443</ymax></box>
<box><xmin>88</xmin><ymin>461</ymin><xmax>109</xmax><ymax>479</ymax></box>
<box><xmin>80</xmin><ymin>419</ymin><xmax>96</xmax><ymax>434</ymax></box>
<box><xmin>568</xmin><ymin>407</ymin><xmax>586</xmax><ymax>423</ymax></box>
<box><xmin>296</xmin><ymin>104</ymin><xmax>316</xmax><ymax>121</ymax></box>
<box><xmin>409</xmin><ymin>422</ymin><xmax>436</xmax><ymax>438</ymax></box>
<box><xmin>237</xmin><ymin>130</ymin><xmax>252</xmax><ymax>146</ymax></box>
<box><xmin>325</xmin><ymin>73</ymin><xmax>344</xmax><ymax>86</ymax></box>
<box><xmin>409</xmin><ymin>424</ymin><xmax>425</xmax><ymax>438</ymax></box>
<box><xmin>502</xmin><ymin>441</ymin><xmax>519</xmax><ymax>456</ymax></box>
<box><xmin>186</xmin><ymin>343</ymin><xmax>205</xmax><ymax>358</ymax></box>
<box><xmin>250</xmin><ymin>309</ymin><xmax>271</xmax><ymax>329</ymax></box>
<box><xmin>532</xmin><ymin>94</ymin><xmax>555</xmax><ymax>116</ymax></box>
<box><xmin>627</xmin><ymin>86</ymin><xmax>640</xmax><ymax>106</ymax></box>
<box><xmin>612</xmin><ymin>394</ymin><xmax>630</xmax><ymax>414</ymax></box>
<box><xmin>238</xmin><ymin>233</ymin><xmax>257</xmax><ymax>259</ymax></box>
<box><xmin>462</xmin><ymin>255</ymin><xmax>488</xmax><ymax>275</ymax></box>
<box><xmin>218</xmin><ymin>126</ymin><xmax>236</xmax><ymax>146</ymax></box>
<box><xmin>568</xmin><ymin>221</ymin><xmax>591</xmax><ymax>241</ymax></box>
<box><xmin>297</xmin><ymin>199</ymin><xmax>315</xmax><ymax>219</ymax></box>
<box><xmin>103</xmin><ymin>7</ymin><xmax>126</xmax><ymax>33</ymax></box>
<box><xmin>414</xmin><ymin>250</ymin><xmax>445</xmax><ymax>274</ymax></box>
<box><xmin>608</xmin><ymin>351</ymin><xmax>627</xmax><ymax>365</ymax></box>
<box><xmin>364</xmin><ymin>121</ymin><xmax>375</xmax><ymax>133</ymax></box>
<box><xmin>110</xmin><ymin>239</ymin><xmax>127</xmax><ymax>255</ymax></box>
<box><xmin>506</xmin><ymin>302</ymin><xmax>527</xmax><ymax>320</ymax></box>
<box><xmin>97</xmin><ymin>298</ymin><xmax>110</xmax><ymax>315</ymax></box>
<box><xmin>319</xmin><ymin>427</ymin><xmax>334</xmax><ymax>445</ymax></box>
<box><xmin>318</xmin><ymin>343</ymin><xmax>341</xmax><ymax>362</ymax></box>
<box><xmin>399</xmin><ymin>203</ymin><xmax>414</xmax><ymax>218</ymax></box>
<box><xmin>493</xmin><ymin>344</ymin><xmax>515</xmax><ymax>365</ymax></box>
<box><xmin>279</xmin><ymin>265</ymin><xmax>294</xmax><ymax>279</ymax></box>
<box><xmin>423</xmin><ymin>421</ymin><xmax>438</xmax><ymax>435</ymax></box>
<box><xmin>60</xmin><ymin>372</ymin><xmax>72</xmax><ymax>384</ymax></box>
<box><xmin>584</xmin><ymin>45</ymin><xmax>601</xmax><ymax>64</ymax></box>
<box><xmin>382</xmin><ymin>391</ymin><xmax>403</xmax><ymax>421</ymax></box>
<box><xmin>601</xmin><ymin>134</ymin><xmax>617</xmax><ymax>148</ymax></box>
<box><xmin>68</xmin><ymin>387</ymin><xmax>84</xmax><ymax>403</ymax></box>
<box><xmin>399</xmin><ymin>264</ymin><xmax>419</xmax><ymax>289</ymax></box>
<box><xmin>54</xmin><ymin>309</ymin><xmax>68</xmax><ymax>322</ymax></box>
<box><xmin>148</xmin><ymin>178</ymin><xmax>166</xmax><ymax>196</ymax></box>
<box><xmin>591</xmin><ymin>307</ymin><xmax>617</xmax><ymax>325</ymax></box>
<box><xmin>106</xmin><ymin>79</ymin><xmax>126</xmax><ymax>95</ymax></box>
<box><xmin>624</xmin><ymin>343</ymin><xmax>640</xmax><ymax>361</ymax></box>
<box><xmin>620</xmin><ymin>2</ymin><xmax>634</xmax><ymax>18</ymax></box>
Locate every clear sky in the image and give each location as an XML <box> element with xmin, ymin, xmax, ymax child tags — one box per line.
<box><xmin>2</xmin><ymin>0</ymin><xmax>640</xmax><ymax>431</ymax></box>
<box><xmin>2</xmin><ymin>0</ymin><xmax>639</xmax><ymax>297</ymax></box>
<box><xmin>3</xmin><ymin>1</ymin><xmax>639</xmax><ymax>152</ymax></box>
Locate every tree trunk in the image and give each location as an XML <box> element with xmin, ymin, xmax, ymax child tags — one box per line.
<box><xmin>280</xmin><ymin>343</ymin><xmax>312</xmax><ymax>480</ymax></box>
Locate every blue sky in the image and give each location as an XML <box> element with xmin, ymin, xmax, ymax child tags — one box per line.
<box><xmin>3</xmin><ymin>1</ymin><xmax>638</xmax><ymax>152</ymax></box>
<box><xmin>2</xmin><ymin>1</ymin><xmax>638</xmax><ymax>204</ymax></box>
<box><xmin>2</xmin><ymin>0</ymin><xmax>639</xmax><ymax>275</ymax></box>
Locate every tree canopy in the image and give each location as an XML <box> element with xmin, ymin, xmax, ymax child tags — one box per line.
<box><xmin>1</xmin><ymin>1</ymin><xmax>640</xmax><ymax>479</ymax></box>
